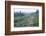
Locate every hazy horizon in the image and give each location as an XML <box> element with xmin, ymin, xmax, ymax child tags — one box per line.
<box><xmin>14</xmin><ymin>8</ymin><xmax>38</xmax><ymax>13</ymax></box>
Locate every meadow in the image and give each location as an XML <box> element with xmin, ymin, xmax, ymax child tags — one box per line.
<box><xmin>14</xmin><ymin>10</ymin><xmax>39</xmax><ymax>27</ymax></box>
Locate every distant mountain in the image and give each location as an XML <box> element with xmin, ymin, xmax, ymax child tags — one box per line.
<box><xmin>14</xmin><ymin>10</ymin><xmax>39</xmax><ymax>17</ymax></box>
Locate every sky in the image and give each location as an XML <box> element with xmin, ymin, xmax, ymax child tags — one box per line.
<box><xmin>14</xmin><ymin>8</ymin><xmax>38</xmax><ymax>13</ymax></box>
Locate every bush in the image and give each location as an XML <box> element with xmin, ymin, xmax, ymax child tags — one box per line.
<box><xmin>33</xmin><ymin>16</ymin><xmax>39</xmax><ymax>26</ymax></box>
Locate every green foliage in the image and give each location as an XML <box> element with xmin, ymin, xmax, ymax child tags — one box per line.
<box><xmin>33</xmin><ymin>16</ymin><xmax>39</xmax><ymax>26</ymax></box>
<box><xmin>14</xmin><ymin>10</ymin><xmax>39</xmax><ymax>27</ymax></box>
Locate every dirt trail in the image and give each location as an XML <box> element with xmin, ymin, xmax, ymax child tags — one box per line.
<box><xmin>27</xmin><ymin>16</ymin><xmax>35</xmax><ymax>26</ymax></box>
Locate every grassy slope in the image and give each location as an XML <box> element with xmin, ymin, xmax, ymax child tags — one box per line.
<box><xmin>14</xmin><ymin>15</ymin><xmax>39</xmax><ymax>27</ymax></box>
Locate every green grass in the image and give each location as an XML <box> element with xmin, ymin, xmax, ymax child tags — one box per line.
<box><xmin>33</xmin><ymin>16</ymin><xmax>39</xmax><ymax>26</ymax></box>
<box><xmin>14</xmin><ymin>15</ymin><xmax>39</xmax><ymax>27</ymax></box>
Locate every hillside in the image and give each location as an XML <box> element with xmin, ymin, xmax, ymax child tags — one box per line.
<box><xmin>14</xmin><ymin>10</ymin><xmax>39</xmax><ymax>27</ymax></box>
